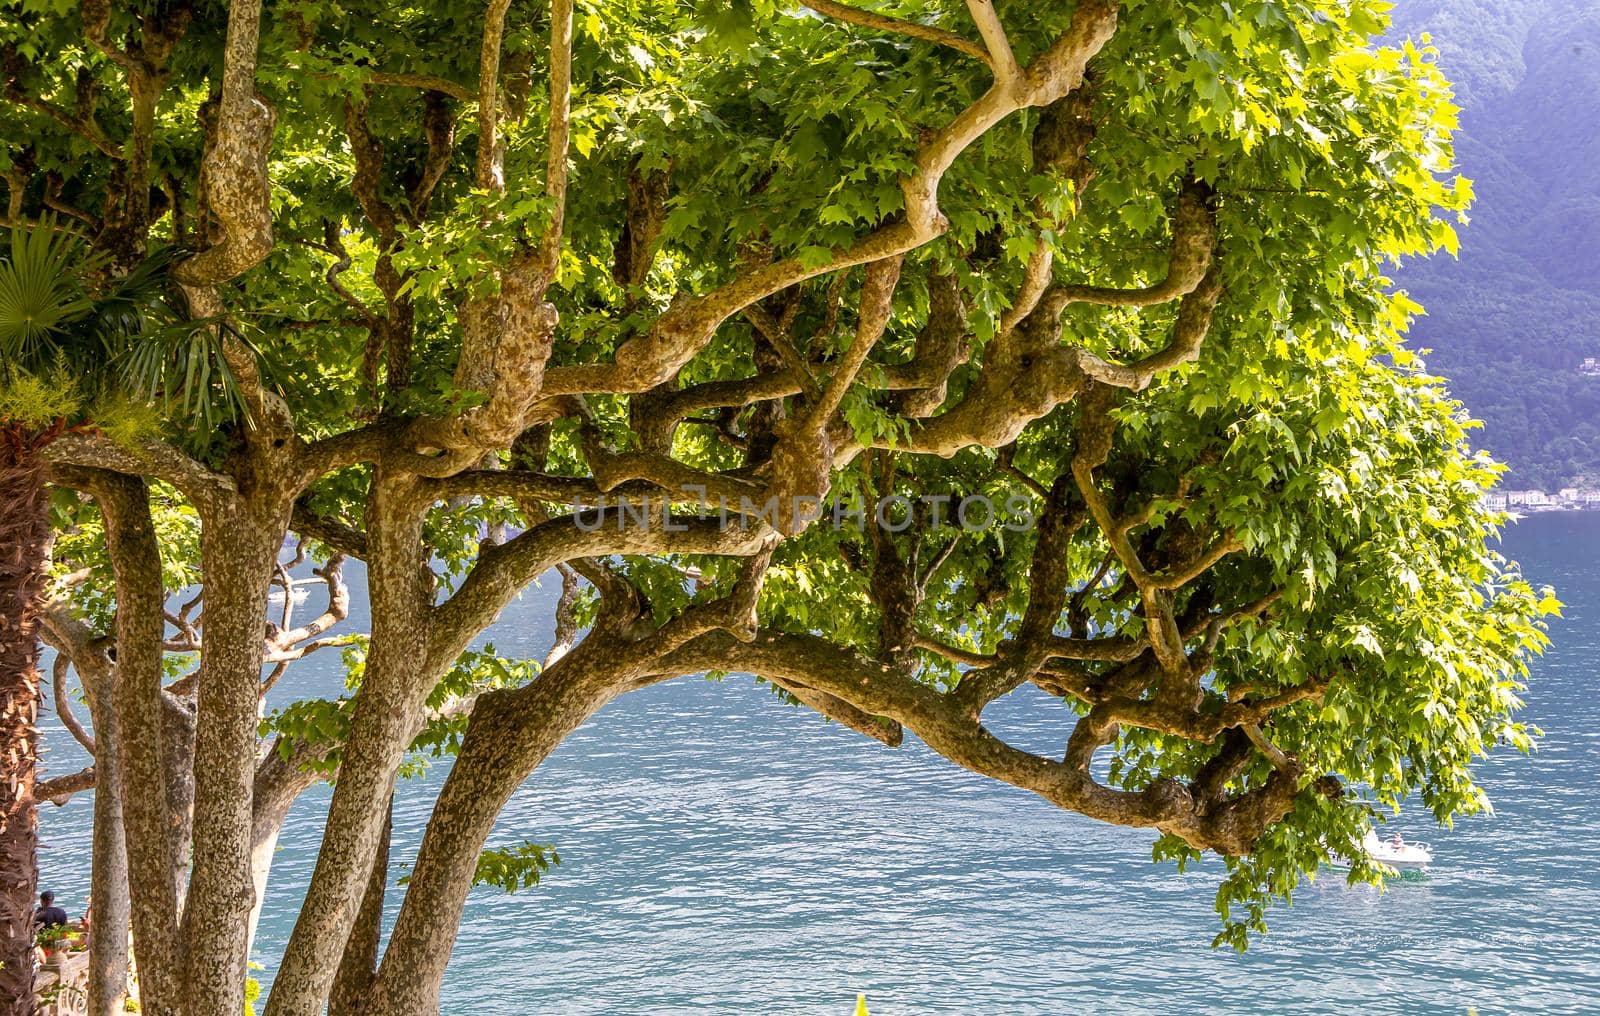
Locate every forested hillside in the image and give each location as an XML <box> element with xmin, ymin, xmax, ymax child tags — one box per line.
<box><xmin>1391</xmin><ymin>0</ymin><xmax>1600</xmax><ymax>488</ymax></box>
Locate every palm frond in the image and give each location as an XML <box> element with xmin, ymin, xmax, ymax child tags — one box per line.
<box><xmin>89</xmin><ymin>246</ymin><xmax>185</xmax><ymax>354</ymax></box>
<box><xmin>0</xmin><ymin>219</ymin><xmax>95</xmax><ymax>364</ymax></box>
<box><xmin>119</xmin><ymin>316</ymin><xmax>254</xmax><ymax>433</ymax></box>
<box><xmin>0</xmin><ymin>221</ymin><xmax>259</xmax><ymax>441</ymax></box>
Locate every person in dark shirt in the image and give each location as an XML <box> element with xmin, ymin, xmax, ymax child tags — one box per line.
<box><xmin>33</xmin><ymin>892</ymin><xmax>68</xmax><ymax>929</ymax></box>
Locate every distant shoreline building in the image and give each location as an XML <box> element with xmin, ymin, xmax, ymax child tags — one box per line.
<box><xmin>1492</xmin><ymin>486</ymin><xmax>1600</xmax><ymax>512</ymax></box>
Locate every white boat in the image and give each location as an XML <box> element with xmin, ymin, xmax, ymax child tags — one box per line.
<box><xmin>1357</xmin><ymin>830</ymin><xmax>1433</xmax><ymax>871</ymax></box>
<box><xmin>268</xmin><ymin>586</ymin><xmax>310</xmax><ymax>604</ymax></box>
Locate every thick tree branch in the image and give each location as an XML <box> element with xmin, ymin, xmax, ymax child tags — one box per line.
<box><xmin>290</xmin><ymin>500</ymin><xmax>369</xmax><ymax>559</ymax></box>
<box><xmin>1069</xmin><ymin>263</ymin><xmax>1227</xmax><ymax>393</ymax></box>
<box><xmin>535</xmin><ymin>0</ymin><xmax>574</xmax><ymax>282</ymax></box>
<box><xmin>427</xmin><ymin>512</ymin><xmax>779</xmax><ymax>676</ymax></box>
<box><xmin>85</xmin><ymin>471</ymin><xmax>185</xmax><ymax>1011</ymax></box>
<box><xmin>803</xmin><ymin>1</ymin><xmax>992</xmax><ymax>65</ymax></box>
<box><xmin>38</xmin><ymin>766</ymin><xmax>96</xmax><ymax>805</ymax></box>
<box><xmin>963</xmin><ymin>1</ymin><xmax>1020</xmax><ymax>83</ymax></box>
<box><xmin>542</xmin><ymin>0</ymin><xmax>1118</xmax><ymax>398</ymax></box>
<box><xmin>474</xmin><ymin>0</ymin><xmax>512</xmax><ymax>191</ymax></box>
<box><xmin>363</xmin><ymin>71</ymin><xmax>475</xmax><ymax>102</ymax></box>
<box><xmin>663</xmin><ymin>630</ymin><xmax>1305</xmax><ymax>856</ymax></box>
<box><xmin>1056</xmin><ymin>180</ymin><xmax>1217</xmax><ymax>309</ymax></box>
<box><xmin>46</xmin><ymin>432</ymin><xmax>236</xmax><ymax>508</ymax></box>
<box><xmin>808</xmin><ymin>255</ymin><xmax>902</xmax><ymax>428</ymax></box>
<box><xmin>173</xmin><ymin>0</ymin><xmax>273</xmax><ymax>287</ymax></box>
<box><xmin>52</xmin><ymin>654</ymin><xmax>97</xmax><ymax>755</ymax></box>
<box><xmin>273</xmin><ymin>554</ymin><xmax>350</xmax><ymax>649</ymax></box>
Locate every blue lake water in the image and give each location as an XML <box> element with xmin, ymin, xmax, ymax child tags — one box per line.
<box><xmin>37</xmin><ymin>513</ymin><xmax>1600</xmax><ymax>1014</ymax></box>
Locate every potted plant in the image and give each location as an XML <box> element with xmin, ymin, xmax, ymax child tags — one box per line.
<box><xmin>36</xmin><ymin>924</ymin><xmax>71</xmax><ymax>964</ymax></box>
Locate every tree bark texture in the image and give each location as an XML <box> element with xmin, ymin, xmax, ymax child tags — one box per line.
<box><xmin>180</xmin><ymin>508</ymin><xmax>284</xmax><ymax>1016</ymax></box>
<box><xmin>328</xmin><ymin>798</ymin><xmax>390</xmax><ymax>1016</ymax></box>
<box><xmin>266</xmin><ymin>474</ymin><xmax>430</xmax><ymax>1016</ymax></box>
<box><xmin>81</xmin><ymin>653</ymin><xmax>130</xmax><ymax>1016</ymax></box>
<box><xmin>368</xmin><ymin>657</ymin><xmax>623</xmax><ymax>1015</ymax></box>
<box><xmin>0</xmin><ymin>430</ymin><xmax>48</xmax><ymax>1015</ymax></box>
<box><xmin>96</xmin><ymin>476</ymin><xmax>184</xmax><ymax>1013</ymax></box>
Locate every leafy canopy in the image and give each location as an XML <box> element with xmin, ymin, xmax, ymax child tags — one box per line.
<box><xmin>5</xmin><ymin>0</ymin><xmax>1555</xmax><ymax>953</ymax></box>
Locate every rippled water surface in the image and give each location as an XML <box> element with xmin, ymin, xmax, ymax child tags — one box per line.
<box><xmin>38</xmin><ymin>514</ymin><xmax>1600</xmax><ymax>1013</ymax></box>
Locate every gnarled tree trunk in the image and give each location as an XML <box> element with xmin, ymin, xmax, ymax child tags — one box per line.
<box><xmin>80</xmin><ymin>653</ymin><xmax>130</xmax><ymax>1016</ymax></box>
<box><xmin>96</xmin><ymin>476</ymin><xmax>184</xmax><ymax>1013</ymax></box>
<box><xmin>328</xmin><ymin>798</ymin><xmax>390</xmax><ymax>1016</ymax></box>
<box><xmin>368</xmin><ymin>656</ymin><xmax>627</xmax><ymax>1015</ymax></box>
<box><xmin>180</xmin><ymin>508</ymin><xmax>285</xmax><ymax>1016</ymax></box>
<box><xmin>266</xmin><ymin>473</ymin><xmax>431</xmax><ymax>1016</ymax></box>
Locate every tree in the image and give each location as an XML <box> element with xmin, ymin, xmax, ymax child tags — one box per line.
<box><xmin>0</xmin><ymin>221</ymin><xmax>222</xmax><ymax>1013</ymax></box>
<box><xmin>1</xmin><ymin>1</ymin><xmax>1554</xmax><ymax>1014</ymax></box>
<box><xmin>0</xmin><ymin>355</ymin><xmax>61</xmax><ymax>1014</ymax></box>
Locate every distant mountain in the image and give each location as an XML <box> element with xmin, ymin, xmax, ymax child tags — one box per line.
<box><xmin>1389</xmin><ymin>0</ymin><xmax>1600</xmax><ymax>488</ymax></box>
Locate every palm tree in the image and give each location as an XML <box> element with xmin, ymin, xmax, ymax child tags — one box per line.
<box><xmin>0</xmin><ymin>220</ymin><xmax>240</xmax><ymax>1008</ymax></box>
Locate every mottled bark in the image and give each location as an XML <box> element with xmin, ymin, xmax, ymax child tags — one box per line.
<box><xmin>171</xmin><ymin>0</ymin><xmax>274</xmax><ymax>288</ymax></box>
<box><xmin>95</xmin><ymin>476</ymin><xmax>183</xmax><ymax>1012</ymax></box>
<box><xmin>265</xmin><ymin>475</ymin><xmax>429</xmax><ymax>1016</ymax></box>
<box><xmin>162</xmin><ymin>691</ymin><xmax>197</xmax><ymax>916</ymax></box>
<box><xmin>366</xmin><ymin>657</ymin><xmax>624</xmax><ymax>1015</ymax></box>
<box><xmin>79</xmin><ymin>652</ymin><xmax>129</xmax><ymax>1016</ymax></box>
<box><xmin>368</xmin><ymin>559</ymin><xmax>770</xmax><ymax>1012</ymax></box>
<box><xmin>180</xmin><ymin>510</ymin><xmax>283</xmax><ymax>1016</ymax></box>
<box><xmin>328</xmin><ymin>799</ymin><xmax>390</xmax><ymax>1016</ymax></box>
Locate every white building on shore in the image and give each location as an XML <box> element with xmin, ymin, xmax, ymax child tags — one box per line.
<box><xmin>1503</xmin><ymin>490</ymin><xmax>1551</xmax><ymax>507</ymax></box>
